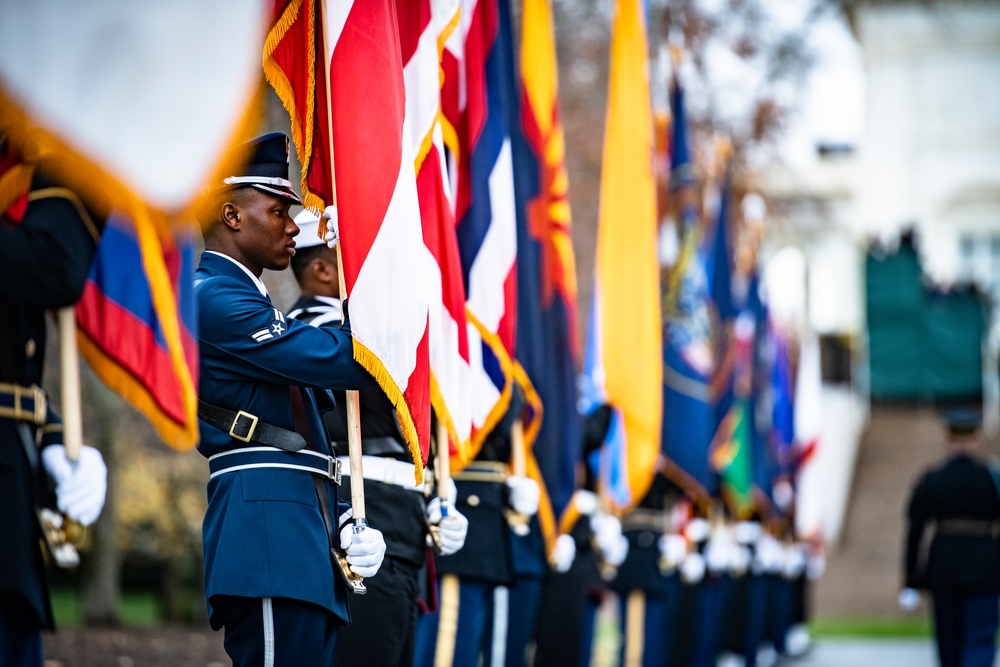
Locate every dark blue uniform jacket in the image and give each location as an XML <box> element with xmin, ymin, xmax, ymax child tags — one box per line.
<box><xmin>194</xmin><ymin>251</ymin><xmax>379</xmax><ymax>627</ymax></box>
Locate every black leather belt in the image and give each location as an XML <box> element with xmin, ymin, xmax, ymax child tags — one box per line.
<box><xmin>0</xmin><ymin>383</ymin><xmax>47</xmax><ymax>425</ymax></box>
<box><xmin>198</xmin><ymin>400</ymin><xmax>306</xmax><ymax>451</ymax></box>
<box><xmin>937</xmin><ymin>518</ymin><xmax>1000</xmax><ymax>537</ymax></box>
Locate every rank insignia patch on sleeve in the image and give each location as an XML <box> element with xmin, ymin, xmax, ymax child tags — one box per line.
<box><xmin>251</xmin><ymin>309</ymin><xmax>287</xmax><ymax>343</ymax></box>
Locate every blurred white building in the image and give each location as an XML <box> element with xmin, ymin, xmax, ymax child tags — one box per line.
<box><xmin>851</xmin><ymin>0</ymin><xmax>1000</xmax><ymax>290</ymax></box>
<box><xmin>759</xmin><ymin>0</ymin><xmax>1000</xmax><ymax>546</ymax></box>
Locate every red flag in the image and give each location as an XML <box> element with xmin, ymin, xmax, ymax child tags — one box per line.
<box><xmin>266</xmin><ymin>0</ymin><xmax>432</xmax><ymax>477</ymax></box>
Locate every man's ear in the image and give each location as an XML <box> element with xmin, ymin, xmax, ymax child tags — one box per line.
<box><xmin>222</xmin><ymin>202</ymin><xmax>241</xmax><ymax>231</ymax></box>
<box><xmin>312</xmin><ymin>257</ymin><xmax>335</xmax><ymax>284</ymax></box>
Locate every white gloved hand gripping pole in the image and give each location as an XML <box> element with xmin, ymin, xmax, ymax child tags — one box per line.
<box><xmin>48</xmin><ymin>307</ymin><xmax>86</xmax><ymax>566</ymax></box>
<box><xmin>427</xmin><ymin>419</ymin><xmax>453</xmax><ymax>552</ymax></box>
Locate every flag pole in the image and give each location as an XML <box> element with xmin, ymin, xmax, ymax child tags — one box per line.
<box><xmin>58</xmin><ymin>307</ymin><xmax>82</xmax><ymax>462</ymax></box>
<box><xmin>319</xmin><ymin>0</ymin><xmax>367</xmax><ymax>594</ymax></box>
<box><xmin>506</xmin><ymin>417</ymin><xmax>530</xmax><ymax>535</ymax></box>
<box><xmin>55</xmin><ymin>306</ymin><xmax>88</xmax><ymax>556</ymax></box>
<box><xmin>436</xmin><ymin>419</ymin><xmax>451</xmax><ymax>517</ymax></box>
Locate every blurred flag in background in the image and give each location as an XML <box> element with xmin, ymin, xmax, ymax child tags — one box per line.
<box><xmin>0</xmin><ymin>2</ymin><xmax>259</xmax><ymax>449</ymax></box>
<box><xmin>77</xmin><ymin>213</ymin><xmax>199</xmax><ymax>450</ymax></box>
<box><xmin>511</xmin><ymin>0</ymin><xmax>581</xmax><ymax>547</ymax></box>
<box><xmin>441</xmin><ymin>0</ymin><xmax>521</xmax><ymax>462</ymax></box>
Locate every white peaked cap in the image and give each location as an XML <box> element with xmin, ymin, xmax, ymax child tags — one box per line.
<box><xmin>294</xmin><ymin>209</ymin><xmax>324</xmax><ymax>249</ymax></box>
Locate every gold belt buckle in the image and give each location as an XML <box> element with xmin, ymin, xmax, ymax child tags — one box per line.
<box><xmin>11</xmin><ymin>384</ymin><xmax>23</xmax><ymax>421</ymax></box>
<box><xmin>32</xmin><ymin>385</ymin><xmax>47</xmax><ymax>425</ymax></box>
<box><xmin>8</xmin><ymin>384</ymin><xmax>47</xmax><ymax>425</ymax></box>
<box><xmin>229</xmin><ymin>410</ymin><xmax>259</xmax><ymax>443</ymax></box>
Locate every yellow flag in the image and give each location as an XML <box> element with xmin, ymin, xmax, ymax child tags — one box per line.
<box><xmin>584</xmin><ymin>0</ymin><xmax>662</xmax><ymax>510</ymax></box>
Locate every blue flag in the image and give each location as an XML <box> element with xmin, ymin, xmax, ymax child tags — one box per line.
<box><xmin>661</xmin><ymin>75</ymin><xmax>716</xmax><ymax>496</ymax></box>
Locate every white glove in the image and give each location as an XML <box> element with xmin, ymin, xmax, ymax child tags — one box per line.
<box><xmin>704</xmin><ymin>537</ymin><xmax>732</xmax><ymax>575</ymax></box>
<box><xmin>753</xmin><ymin>534</ymin><xmax>783</xmax><ymax>575</ymax></box>
<box><xmin>784</xmin><ymin>624</ymin><xmax>812</xmax><ymax>658</ymax></box>
<box><xmin>426</xmin><ymin>498</ymin><xmax>468</xmax><ymax>556</ymax></box>
<box><xmin>41</xmin><ymin>445</ymin><xmax>107</xmax><ymax>527</ymax></box>
<box><xmin>734</xmin><ymin>521</ymin><xmax>762</xmax><ymax>545</ymax></box>
<box><xmin>683</xmin><ymin>518</ymin><xmax>710</xmax><ymax>543</ymax></box>
<box><xmin>338</xmin><ymin>524</ymin><xmax>386</xmax><ymax>578</ymax></box>
<box><xmin>898</xmin><ymin>587</ymin><xmax>920</xmax><ymax>612</ymax></box>
<box><xmin>572</xmin><ymin>490</ymin><xmax>600</xmax><ymax>516</ymax></box>
<box><xmin>680</xmin><ymin>552</ymin><xmax>706</xmax><ymax>584</ymax></box>
<box><xmin>730</xmin><ymin>545</ymin><xmax>752</xmax><ymax>576</ymax></box>
<box><xmin>783</xmin><ymin>544</ymin><xmax>808</xmax><ymax>579</ymax></box>
<box><xmin>806</xmin><ymin>552</ymin><xmax>826</xmax><ymax>580</ymax></box>
<box><xmin>552</xmin><ymin>533</ymin><xmax>576</xmax><ymax>573</ymax></box>
<box><xmin>658</xmin><ymin>533</ymin><xmax>688</xmax><ymax>568</ymax></box>
<box><xmin>603</xmin><ymin>533</ymin><xmax>629</xmax><ymax>567</ymax></box>
<box><xmin>505</xmin><ymin>475</ymin><xmax>540</xmax><ymax>516</ymax></box>
<box><xmin>322</xmin><ymin>205</ymin><xmax>340</xmax><ymax>248</ymax></box>
<box><xmin>591</xmin><ymin>513</ymin><xmax>622</xmax><ymax>552</ymax></box>
<box><xmin>592</xmin><ymin>514</ymin><xmax>628</xmax><ymax>566</ymax></box>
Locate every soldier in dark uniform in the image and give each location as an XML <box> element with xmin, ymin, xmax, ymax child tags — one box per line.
<box><xmin>482</xmin><ymin>500</ymin><xmax>547</xmax><ymax>667</ymax></box>
<box><xmin>287</xmin><ymin>209</ymin><xmax>468</xmax><ymax>666</ymax></box>
<box><xmin>901</xmin><ymin>407</ymin><xmax>1000</xmax><ymax>667</ymax></box>
<box><xmin>613</xmin><ymin>470</ymin><xmax>688</xmax><ymax>667</ymax></box>
<box><xmin>413</xmin><ymin>394</ymin><xmax>541</xmax><ymax>667</ymax></box>
<box><xmin>0</xmin><ymin>142</ymin><xmax>108</xmax><ymax>667</ymax></box>
<box><xmin>194</xmin><ymin>133</ymin><xmax>388</xmax><ymax>665</ymax></box>
<box><xmin>534</xmin><ymin>403</ymin><xmax>623</xmax><ymax>667</ymax></box>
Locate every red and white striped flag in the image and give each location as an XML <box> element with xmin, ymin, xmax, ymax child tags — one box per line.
<box><xmin>440</xmin><ymin>0</ymin><xmax>520</xmax><ymax>465</ymax></box>
<box><xmin>265</xmin><ymin>0</ymin><xmax>432</xmax><ymax>478</ymax></box>
<box><xmin>396</xmin><ymin>0</ymin><xmax>473</xmax><ymax>459</ymax></box>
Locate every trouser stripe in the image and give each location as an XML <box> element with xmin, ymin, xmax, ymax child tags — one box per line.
<box><xmin>262</xmin><ymin>597</ymin><xmax>275</xmax><ymax>667</ymax></box>
<box><xmin>624</xmin><ymin>590</ymin><xmax>646</xmax><ymax>667</ymax></box>
<box><xmin>491</xmin><ymin>586</ymin><xmax>510</xmax><ymax>667</ymax></box>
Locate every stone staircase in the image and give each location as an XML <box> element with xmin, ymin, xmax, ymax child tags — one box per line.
<box><xmin>813</xmin><ymin>404</ymin><xmax>1000</xmax><ymax>618</ymax></box>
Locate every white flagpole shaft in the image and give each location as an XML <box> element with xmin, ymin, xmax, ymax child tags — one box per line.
<box><xmin>58</xmin><ymin>307</ymin><xmax>82</xmax><ymax>462</ymax></box>
<box><xmin>436</xmin><ymin>419</ymin><xmax>450</xmax><ymax>516</ymax></box>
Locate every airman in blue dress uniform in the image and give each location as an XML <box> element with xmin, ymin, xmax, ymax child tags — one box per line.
<box><xmin>194</xmin><ymin>132</ymin><xmax>387</xmax><ymax>666</ymax></box>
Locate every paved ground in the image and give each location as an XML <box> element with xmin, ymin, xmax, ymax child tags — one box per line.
<box><xmin>791</xmin><ymin>638</ymin><xmax>940</xmax><ymax>667</ymax></box>
<box><xmin>43</xmin><ymin>627</ymin><xmax>228</xmax><ymax>667</ymax></box>
<box><xmin>43</xmin><ymin>627</ymin><xmax>1000</xmax><ymax>666</ymax></box>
